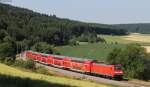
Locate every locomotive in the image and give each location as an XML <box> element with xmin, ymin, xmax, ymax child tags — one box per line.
<box><xmin>25</xmin><ymin>51</ymin><xmax>123</xmax><ymax>80</ymax></box>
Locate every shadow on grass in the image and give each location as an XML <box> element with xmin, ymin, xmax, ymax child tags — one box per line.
<box><xmin>0</xmin><ymin>74</ymin><xmax>76</xmax><ymax>87</ymax></box>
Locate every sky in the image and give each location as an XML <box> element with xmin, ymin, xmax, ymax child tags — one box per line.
<box><xmin>3</xmin><ymin>0</ymin><xmax>150</xmax><ymax>24</ymax></box>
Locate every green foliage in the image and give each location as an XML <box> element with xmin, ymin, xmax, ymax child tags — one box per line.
<box><xmin>24</xmin><ymin>59</ymin><xmax>35</xmax><ymax>70</ymax></box>
<box><xmin>13</xmin><ymin>59</ymin><xmax>35</xmax><ymax>70</ymax></box>
<box><xmin>69</xmin><ymin>38</ymin><xmax>78</xmax><ymax>46</ymax></box>
<box><xmin>114</xmin><ymin>23</ymin><xmax>150</xmax><ymax>34</ymax></box>
<box><xmin>36</xmin><ymin>66</ymin><xmax>50</xmax><ymax>75</ymax></box>
<box><xmin>77</xmin><ymin>32</ymin><xmax>105</xmax><ymax>43</ymax></box>
<box><xmin>107</xmin><ymin>44</ymin><xmax>150</xmax><ymax>80</ymax></box>
<box><xmin>3</xmin><ymin>57</ymin><xmax>14</xmax><ymax>65</ymax></box>
<box><xmin>13</xmin><ymin>59</ymin><xmax>25</xmax><ymax>67</ymax></box>
<box><xmin>31</xmin><ymin>42</ymin><xmax>54</xmax><ymax>54</ymax></box>
<box><xmin>0</xmin><ymin>42</ymin><xmax>15</xmax><ymax>61</ymax></box>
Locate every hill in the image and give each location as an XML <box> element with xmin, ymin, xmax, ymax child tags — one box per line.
<box><xmin>0</xmin><ymin>3</ymin><xmax>128</xmax><ymax>61</ymax></box>
<box><xmin>113</xmin><ymin>23</ymin><xmax>150</xmax><ymax>34</ymax></box>
<box><xmin>0</xmin><ymin>63</ymin><xmax>113</xmax><ymax>87</ymax></box>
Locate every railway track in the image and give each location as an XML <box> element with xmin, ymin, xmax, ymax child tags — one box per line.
<box><xmin>36</xmin><ymin>62</ymin><xmax>147</xmax><ymax>87</ymax></box>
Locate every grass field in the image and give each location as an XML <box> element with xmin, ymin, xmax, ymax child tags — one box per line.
<box><xmin>0</xmin><ymin>63</ymin><xmax>114</xmax><ymax>87</ymax></box>
<box><xmin>57</xmin><ymin>33</ymin><xmax>150</xmax><ymax>60</ymax></box>
<box><xmin>57</xmin><ymin>43</ymin><xmax>125</xmax><ymax>61</ymax></box>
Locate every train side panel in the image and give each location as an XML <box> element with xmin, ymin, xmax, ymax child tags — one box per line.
<box><xmin>91</xmin><ymin>63</ymin><xmax>114</xmax><ymax>77</ymax></box>
<box><xmin>70</xmin><ymin>61</ymin><xmax>91</xmax><ymax>72</ymax></box>
<box><xmin>62</xmin><ymin>58</ymin><xmax>72</xmax><ymax>69</ymax></box>
<box><xmin>53</xmin><ymin>57</ymin><xmax>63</xmax><ymax>66</ymax></box>
<box><xmin>41</xmin><ymin>56</ymin><xmax>47</xmax><ymax>63</ymax></box>
<box><xmin>47</xmin><ymin>56</ymin><xmax>54</xmax><ymax>64</ymax></box>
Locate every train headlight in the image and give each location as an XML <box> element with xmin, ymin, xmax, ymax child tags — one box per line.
<box><xmin>115</xmin><ymin>71</ymin><xmax>123</xmax><ymax>74</ymax></box>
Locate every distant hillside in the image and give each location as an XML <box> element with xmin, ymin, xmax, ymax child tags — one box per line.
<box><xmin>0</xmin><ymin>3</ymin><xmax>128</xmax><ymax>61</ymax></box>
<box><xmin>113</xmin><ymin>23</ymin><xmax>150</xmax><ymax>34</ymax></box>
<box><xmin>0</xmin><ymin>3</ymin><xmax>127</xmax><ymax>43</ymax></box>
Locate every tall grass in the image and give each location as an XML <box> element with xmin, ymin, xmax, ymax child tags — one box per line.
<box><xmin>0</xmin><ymin>63</ymin><xmax>112</xmax><ymax>87</ymax></box>
<box><xmin>0</xmin><ymin>74</ymin><xmax>73</xmax><ymax>87</ymax></box>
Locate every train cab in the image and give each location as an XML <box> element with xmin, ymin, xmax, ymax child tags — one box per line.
<box><xmin>113</xmin><ymin>64</ymin><xmax>123</xmax><ymax>79</ymax></box>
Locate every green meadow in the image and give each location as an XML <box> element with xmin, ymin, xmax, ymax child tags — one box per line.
<box><xmin>57</xmin><ymin>43</ymin><xmax>125</xmax><ymax>61</ymax></box>
<box><xmin>57</xmin><ymin>34</ymin><xmax>150</xmax><ymax>61</ymax></box>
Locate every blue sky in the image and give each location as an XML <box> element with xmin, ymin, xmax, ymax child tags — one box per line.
<box><xmin>4</xmin><ymin>0</ymin><xmax>150</xmax><ymax>24</ymax></box>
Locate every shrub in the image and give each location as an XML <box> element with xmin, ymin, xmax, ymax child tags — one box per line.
<box><xmin>13</xmin><ymin>59</ymin><xmax>24</xmax><ymax>66</ymax></box>
<box><xmin>23</xmin><ymin>59</ymin><xmax>35</xmax><ymax>70</ymax></box>
<box><xmin>31</xmin><ymin>42</ymin><xmax>53</xmax><ymax>54</ymax></box>
<box><xmin>3</xmin><ymin>57</ymin><xmax>14</xmax><ymax>65</ymax></box>
<box><xmin>13</xmin><ymin>59</ymin><xmax>35</xmax><ymax>70</ymax></box>
<box><xmin>69</xmin><ymin>38</ymin><xmax>78</xmax><ymax>46</ymax></box>
<box><xmin>36</xmin><ymin>66</ymin><xmax>49</xmax><ymax>75</ymax></box>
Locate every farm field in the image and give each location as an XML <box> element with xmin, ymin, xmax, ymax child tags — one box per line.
<box><xmin>99</xmin><ymin>33</ymin><xmax>150</xmax><ymax>45</ymax></box>
<box><xmin>57</xmin><ymin>43</ymin><xmax>125</xmax><ymax>61</ymax></box>
<box><xmin>57</xmin><ymin>33</ymin><xmax>150</xmax><ymax>60</ymax></box>
<box><xmin>122</xmin><ymin>33</ymin><xmax>150</xmax><ymax>52</ymax></box>
<box><xmin>123</xmin><ymin>33</ymin><xmax>150</xmax><ymax>43</ymax></box>
<box><xmin>0</xmin><ymin>63</ymin><xmax>114</xmax><ymax>87</ymax></box>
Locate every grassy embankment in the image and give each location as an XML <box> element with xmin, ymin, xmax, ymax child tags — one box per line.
<box><xmin>0</xmin><ymin>63</ymin><xmax>115</xmax><ymax>87</ymax></box>
<box><xmin>57</xmin><ymin>33</ymin><xmax>150</xmax><ymax>61</ymax></box>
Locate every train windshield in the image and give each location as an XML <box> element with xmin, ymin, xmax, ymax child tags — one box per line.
<box><xmin>115</xmin><ymin>65</ymin><xmax>122</xmax><ymax>70</ymax></box>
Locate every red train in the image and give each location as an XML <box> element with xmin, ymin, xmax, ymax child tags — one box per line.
<box><xmin>25</xmin><ymin>51</ymin><xmax>123</xmax><ymax>80</ymax></box>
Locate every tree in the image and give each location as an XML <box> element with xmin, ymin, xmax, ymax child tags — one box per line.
<box><xmin>31</xmin><ymin>42</ymin><xmax>53</xmax><ymax>54</ymax></box>
<box><xmin>69</xmin><ymin>38</ymin><xmax>78</xmax><ymax>46</ymax></box>
<box><xmin>107</xmin><ymin>44</ymin><xmax>150</xmax><ymax>80</ymax></box>
<box><xmin>0</xmin><ymin>42</ymin><xmax>15</xmax><ymax>61</ymax></box>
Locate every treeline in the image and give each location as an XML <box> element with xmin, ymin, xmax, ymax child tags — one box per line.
<box><xmin>113</xmin><ymin>23</ymin><xmax>150</xmax><ymax>34</ymax></box>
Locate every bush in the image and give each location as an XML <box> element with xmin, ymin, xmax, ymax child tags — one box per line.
<box><xmin>24</xmin><ymin>59</ymin><xmax>35</xmax><ymax>70</ymax></box>
<box><xmin>69</xmin><ymin>38</ymin><xmax>78</xmax><ymax>46</ymax></box>
<box><xmin>36</xmin><ymin>66</ymin><xmax>49</xmax><ymax>75</ymax></box>
<box><xmin>13</xmin><ymin>59</ymin><xmax>35</xmax><ymax>70</ymax></box>
<box><xmin>3</xmin><ymin>57</ymin><xmax>14</xmax><ymax>65</ymax></box>
<box><xmin>13</xmin><ymin>59</ymin><xmax>25</xmax><ymax>67</ymax></box>
<box><xmin>96</xmin><ymin>37</ymin><xmax>106</xmax><ymax>43</ymax></box>
<box><xmin>31</xmin><ymin>42</ymin><xmax>53</xmax><ymax>54</ymax></box>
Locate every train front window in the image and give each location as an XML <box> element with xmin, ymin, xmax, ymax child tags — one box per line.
<box><xmin>115</xmin><ymin>65</ymin><xmax>121</xmax><ymax>70</ymax></box>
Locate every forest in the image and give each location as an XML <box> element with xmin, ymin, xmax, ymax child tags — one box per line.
<box><xmin>114</xmin><ymin>23</ymin><xmax>150</xmax><ymax>34</ymax></box>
